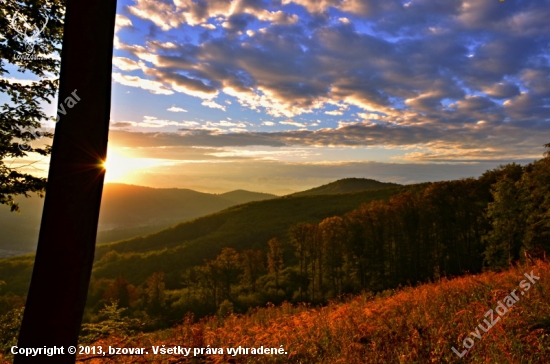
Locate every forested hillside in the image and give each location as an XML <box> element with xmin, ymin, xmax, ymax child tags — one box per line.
<box><xmin>0</xmin><ymin>145</ymin><xmax>548</xmax><ymax>336</ymax></box>
<box><xmin>0</xmin><ymin>183</ymin><xmax>410</xmax><ymax>297</ymax></box>
<box><xmin>290</xmin><ymin>178</ymin><xmax>400</xmax><ymax>197</ymax></box>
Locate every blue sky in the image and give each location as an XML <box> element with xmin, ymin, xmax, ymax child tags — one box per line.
<box><xmin>4</xmin><ymin>0</ymin><xmax>550</xmax><ymax>194</ymax></box>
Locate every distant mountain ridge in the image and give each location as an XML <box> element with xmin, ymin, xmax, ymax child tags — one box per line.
<box><xmin>0</xmin><ymin>183</ymin><xmax>277</xmax><ymax>254</ymax></box>
<box><xmin>83</xmin><ymin>183</ymin><xmax>415</xmax><ymax>292</ymax></box>
<box><xmin>0</xmin><ymin>178</ymin><xmax>414</xmax><ymax>295</ymax></box>
<box><xmin>0</xmin><ymin>178</ymin><xmax>397</xmax><ymax>256</ymax></box>
<box><xmin>290</xmin><ymin>178</ymin><xmax>401</xmax><ymax>197</ymax></box>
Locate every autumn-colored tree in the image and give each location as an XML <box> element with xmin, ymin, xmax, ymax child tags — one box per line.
<box><xmin>212</xmin><ymin>248</ymin><xmax>242</xmax><ymax>302</ymax></box>
<box><xmin>289</xmin><ymin>223</ymin><xmax>312</xmax><ymax>300</ymax></box>
<box><xmin>240</xmin><ymin>249</ymin><xmax>265</xmax><ymax>292</ymax></box>
<box><xmin>103</xmin><ymin>276</ymin><xmax>138</xmax><ymax>308</ymax></box>
<box><xmin>267</xmin><ymin>237</ymin><xmax>284</xmax><ymax>291</ymax></box>
<box><xmin>319</xmin><ymin>216</ymin><xmax>347</xmax><ymax>295</ymax></box>
<box><xmin>196</xmin><ymin>263</ymin><xmax>221</xmax><ymax>308</ymax></box>
<box><xmin>143</xmin><ymin>272</ymin><xmax>166</xmax><ymax>314</ymax></box>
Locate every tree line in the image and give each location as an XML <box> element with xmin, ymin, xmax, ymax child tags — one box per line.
<box><xmin>71</xmin><ymin>144</ymin><xmax>550</xmax><ymax>329</ymax></box>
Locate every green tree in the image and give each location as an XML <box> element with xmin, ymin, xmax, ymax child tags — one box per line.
<box><xmin>484</xmin><ymin>176</ymin><xmax>527</xmax><ymax>269</ymax></box>
<box><xmin>519</xmin><ymin>143</ymin><xmax>550</xmax><ymax>256</ymax></box>
<box><xmin>0</xmin><ymin>0</ymin><xmax>64</xmax><ymax>211</ymax></box>
<box><xmin>79</xmin><ymin>301</ymin><xmax>141</xmax><ymax>345</ymax></box>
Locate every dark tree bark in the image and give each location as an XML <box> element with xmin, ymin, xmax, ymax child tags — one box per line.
<box><xmin>15</xmin><ymin>0</ymin><xmax>118</xmax><ymax>362</ymax></box>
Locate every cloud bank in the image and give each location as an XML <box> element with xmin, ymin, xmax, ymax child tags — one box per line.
<box><xmin>110</xmin><ymin>0</ymin><xmax>550</xmax><ymax>161</ymax></box>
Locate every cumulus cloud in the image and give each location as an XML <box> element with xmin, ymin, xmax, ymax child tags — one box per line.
<box><xmin>482</xmin><ymin>82</ymin><xmax>521</xmax><ymax>99</ymax></box>
<box><xmin>127</xmin><ymin>0</ymin><xmax>299</xmax><ymax>30</ymax></box>
<box><xmin>115</xmin><ymin>14</ymin><xmax>133</xmax><ymax>32</ymax></box>
<box><xmin>113</xmin><ymin>57</ymin><xmax>142</xmax><ymax>71</ymax></box>
<box><xmin>280</xmin><ymin>120</ymin><xmax>307</xmax><ymax>128</ymax></box>
<box><xmin>167</xmin><ymin>106</ymin><xmax>188</xmax><ymax>112</ymax></box>
<box><xmin>113</xmin><ymin>0</ymin><xmax>549</xmax><ymax>160</ymax></box>
<box><xmin>201</xmin><ymin>99</ymin><xmax>227</xmax><ymax>111</ymax></box>
<box><xmin>108</xmin><ymin>116</ymin><xmax>550</xmax><ymax>162</ymax></box>
<box><xmin>112</xmin><ymin>72</ymin><xmax>173</xmax><ymax>95</ymax></box>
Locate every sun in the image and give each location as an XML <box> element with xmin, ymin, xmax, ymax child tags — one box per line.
<box><xmin>102</xmin><ymin>148</ymin><xmax>168</xmax><ymax>183</ymax></box>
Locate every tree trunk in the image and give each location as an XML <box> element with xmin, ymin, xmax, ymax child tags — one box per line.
<box><xmin>15</xmin><ymin>0</ymin><xmax>117</xmax><ymax>363</ymax></box>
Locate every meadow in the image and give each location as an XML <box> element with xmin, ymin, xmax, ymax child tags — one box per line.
<box><xmin>63</xmin><ymin>259</ymin><xmax>550</xmax><ymax>363</ymax></box>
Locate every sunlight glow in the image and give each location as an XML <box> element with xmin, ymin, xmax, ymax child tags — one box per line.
<box><xmin>103</xmin><ymin>148</ymin><xmax>168</xmax><ymax>183</ymax></box>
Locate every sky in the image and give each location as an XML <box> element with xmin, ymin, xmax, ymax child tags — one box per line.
<box><xmin>4</xmin><ymin>0</ymin><xmax>550</xmax><ymax>195</ymax></box>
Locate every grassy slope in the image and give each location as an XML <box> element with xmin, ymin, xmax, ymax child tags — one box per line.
<box><xmin>0</xmin><ymin>183</ymin><xmax>420</xmax><ymax>295</ymax></box>
<box><xmin>75</xmin><ymin>260</ymin><xmax>550</xmax><ymax>363</ymax></box>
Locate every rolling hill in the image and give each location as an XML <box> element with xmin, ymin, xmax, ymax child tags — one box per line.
<box><xmin>0</xmin><ymin>180</ymin><xmax>421</xmax><ymax>295</ymax></box>
<box><xmin>218</xmin><ymin>190</ymin><xmax>277</xmax><ymax>204</ymax></box>
<box><xmin>0</xmin><ymin>183</ymin><xmax>277</xmax><ymax>254</ymax></box>
<box><xmin>290</xmin><ymin>178</ymin><xmax>400</xmax><ymax>197</ymax></box>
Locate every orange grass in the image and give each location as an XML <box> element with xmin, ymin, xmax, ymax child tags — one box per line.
<box><xmin>86</xmin><ymin>260</ymin><xmax>550</xmax><ymax>363</ymax></box>
<box><xmin>4</xmin><ymin>261</ymin><xmax>550</xmax><ymax>364</ymax></box>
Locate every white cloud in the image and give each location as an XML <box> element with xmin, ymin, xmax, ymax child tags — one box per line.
<box><xmin>113</xmin><ymin>57</ymin><xmax>141</xmax><ymax>71</ymax></box>
<box><xmin>113</xmin><ymin>0</ymin><xmax>549</xmax><ymax>158</ymax></box>
<box><xmin>168</xmin><ymin>106</ymin><xmax>188</xmax><ymax>113</ymax></box>
<box><xmin>358</xmin><ymin>112</ymin><xmax>381</xmax><ymax>120</ymax></box>
<box><xmin>180</xmin><ymin>121</ymin><xmax>201</xmax><ymax>127</ymax></box>
<box><xmin>0</xmin><ymin>77</ymin><xmax>45</xmax><ymax>86</ymax></box>
<box><xmin>280</xmin><ymin>120</ymin><xmax>306</xmax><ymax>128</ymax></box>
<box><xmin>114</xmin><ymin>14</ymin><xmax>133</xmax><ymax>49</ymax></box>
<box><xmin>115</xmin><ymin>14</ymin><xmax>132</xmax><ymax>32</ymax></box>
<box><xmin>205</xmin><ymin>120</ymin><xmax>247</xmax><ymax>128</ymax></box>
<box><xmin>112</xmin><ymin>73</ymin><xmax>173</xmax><ymax>95</ymax></box>
<box><xmin>201</xmin><ymin>100</ymin><xmax>227</xmax><ymax>111</ymax></box>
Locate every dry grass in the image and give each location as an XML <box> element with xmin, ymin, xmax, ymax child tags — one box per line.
<box><xmin>3</xmin><ymin>261</ymin><xmax>549</xmax><ymax>363</ymax></box>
